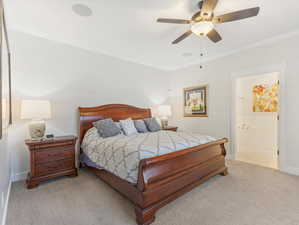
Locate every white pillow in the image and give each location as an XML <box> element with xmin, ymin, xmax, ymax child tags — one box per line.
<box><xmin>119</xmin><ymin>118</ymin><xmax>138</xmax><ymax>136</ymax></box>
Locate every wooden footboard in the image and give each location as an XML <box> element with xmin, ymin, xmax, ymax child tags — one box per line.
<box><xmin>135</xmin><ymin>138</ymin><xmax>228</xmax><ymax>225</ymax></box>
<box><xmin>85</xmin><ymin>138</ymin><xmax>228</xmax><ymax>225</ymax></box>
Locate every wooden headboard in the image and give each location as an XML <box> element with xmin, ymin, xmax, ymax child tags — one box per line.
<box><xmin>78</xmin><ymin>104</ymin><xmax>151</xmax><ymax>146</ymax></box>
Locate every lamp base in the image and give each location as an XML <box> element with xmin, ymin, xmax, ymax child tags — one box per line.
<box><xmin>161</xmin><ymin>119</ymin><xmax>169</xmax><ymax>129</ymax></box>
<box><xmin>29</xmin><ymin>120</ymin><xmax>46</xmax><ymax>139</ymax></box>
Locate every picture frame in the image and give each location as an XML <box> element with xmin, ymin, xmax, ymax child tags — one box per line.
<box><xmin>252</xmin><ymin>82</ymin><xmax>279</xmax><ymax>112</ymax></box>
<box><xmin>183</xmin><ymin>85</ymin><xmax>208</xmax><ymax>117</ymax></box>
<box><xmin>0</xmin><ymin>9</ymin><xmax>12</xmax><ymax>139</ymax></box>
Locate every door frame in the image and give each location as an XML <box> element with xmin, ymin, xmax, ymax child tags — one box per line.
<box><xmin>230</xmin><ymin>62</ymin><xmax>287</xmax><ymax>171</ymax></box>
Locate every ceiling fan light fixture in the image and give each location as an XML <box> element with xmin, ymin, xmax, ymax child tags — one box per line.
<box><xmin>157</xmin><ymin>0</ymin><xmax>260</xmax><ymax>44</ymax></box>
<box><xmin>191</xmin><ymin>21</ymin><xmax>214</xmax><ymax>36</ymax></box>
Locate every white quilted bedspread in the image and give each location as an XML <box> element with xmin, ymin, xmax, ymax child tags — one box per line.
<box><xmin>82</xmin><ymin>127</ymin><xmax>218</xmax><ymax>183</ymax></box>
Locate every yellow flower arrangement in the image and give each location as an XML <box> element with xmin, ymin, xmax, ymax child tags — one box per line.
<box><xmin>253</xmin><ymin>82</ymin><xmax>279</xmax><ymax>112</ymax></box>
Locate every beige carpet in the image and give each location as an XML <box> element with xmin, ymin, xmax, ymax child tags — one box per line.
<box><xmin>7</xmin><ymin>161</ymin><xmax>299</xmax><ymax>225</ymax></box>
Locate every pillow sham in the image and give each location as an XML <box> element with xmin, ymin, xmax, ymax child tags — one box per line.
<box><xmin>134</xmin><ymin>119</ymin><xmax>149</xmax><ymax>133</ymax></box>
<box><xmin>92</xmin><ymin>118</ymin><xmax>121</xmax><ymax>138</ymax></box>
<box><xmin>144</xmin><ymin>117</ymin><xmax>161</xmax><ymax>132</ymax></box>
<box><xmin>114</xmin><ymin>122</ymin><xmax>125</xmax><ymax>135</ymax></box>
<box><xmin>119</xmin><ymin>118</ymin><xmax>138</xmax><ymax>136</ymax></box>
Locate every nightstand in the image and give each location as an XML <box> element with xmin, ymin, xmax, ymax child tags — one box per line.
<box><xmin>163</xmin><ymin>126</ymin><xmax>178</xmax><ymax>132</ymax></box>
<box><xmin>25</xmin><ymin>136</ymin><xmax>78</xmax><ymax>189</ymax></box>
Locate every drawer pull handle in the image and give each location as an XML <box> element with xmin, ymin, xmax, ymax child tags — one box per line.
<box><xmin>48</xmin><ymin>153</ymin><xmax>63</xmax><ymax>157</ymax></box>
<box><xmin>47</xmin><ymin>165</ymin><xmax>61</xmax><ymax>169</ymax></box>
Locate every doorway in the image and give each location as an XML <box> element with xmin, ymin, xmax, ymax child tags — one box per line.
<box><xmin>234</xmin><ymin>72</ymin><xmax>279</xmax><ymax>169</ymax></box>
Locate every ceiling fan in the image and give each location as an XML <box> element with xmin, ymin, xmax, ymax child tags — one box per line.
<box><xmin>157</xmin><ymin>0</ymin><xmax>260</xmax><ymax>44</ymax></box>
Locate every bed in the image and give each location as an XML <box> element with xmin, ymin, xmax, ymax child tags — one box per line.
<box><xmin>79</xmin><ymin>104</ymin><xmax>228</xmax><ymax>225</ymax></box>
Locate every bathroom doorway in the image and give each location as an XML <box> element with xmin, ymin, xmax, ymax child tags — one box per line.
<box><xmin>234</xmin><ymin>72</ymin><xmax>279</xmax><ymax>169</ymax></box>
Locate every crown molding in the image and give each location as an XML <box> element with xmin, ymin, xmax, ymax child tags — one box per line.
<box><xmin>8</xmin><ymin>28</ymin><xmax>174</xmax><ymax>72</ymax></box>
<box><xmin>170</xmin><ymin>29</ymin><xmax>299</xmax><ymax>71</ymax></box>
<box><xmin>8</xmin><ymin>27</ymin><xmax>299</xmax><ymax>72</ymax></box>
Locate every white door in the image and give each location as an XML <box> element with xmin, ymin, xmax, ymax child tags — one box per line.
<box><xmin>235</xmin><ymin>72</ymin><xmax>279</xmax><ymax>169</ymax></box>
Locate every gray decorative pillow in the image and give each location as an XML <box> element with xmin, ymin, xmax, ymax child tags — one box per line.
<box><xmin>134</xmin><ymin>120</ymin><xmax>149</xmax><ymax>133</ymax></box>
<box><xmin>144</xmin><ymin>117</ymin><xmax>161</xmax><ymax>132</ymax></box>
<box><xmin>92</xmin><ymin>118</ymin><xmax>121</xmax><ymax>138</ymax></box>
<box><xmin>119</xmin><ymin>118</ymin><xmax>138</xmax><ymax>136</ymax></box>
<box><xmin>114</xmin><ymin>122</ymin><xmax>125</xmax><ymax>135</ymax></box>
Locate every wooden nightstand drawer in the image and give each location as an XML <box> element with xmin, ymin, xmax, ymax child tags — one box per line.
<box><xmin>36</xmin><ymin>159</ymin><xmax>74</xmax><ymax>176</ymax></box>
<box><xmin>35</xmin><ymin>147</ymin><xmax>74</xmax><ymax>163</ymax></box>
<box><xmin>26</xmin><ymin>136</ymin><xmax>78</xmax><ymax>189</ymax></box>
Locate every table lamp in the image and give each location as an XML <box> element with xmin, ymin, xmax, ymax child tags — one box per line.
<box><xmin>21</xmin><ymin>100</ymin><xmax>52</xmax><ymax>139</ymax></box>
<box><xmin>158</xmin><ymin>105</ymin><xmax>172</xmax><ymax>129</ymax></box>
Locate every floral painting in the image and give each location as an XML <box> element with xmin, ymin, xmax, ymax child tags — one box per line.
<box><xmin>184</xmin><ymin>85</ymin><xmax>208</xmax><ymax>117</ymax></box>
<box><xmin>252</xmin><ymin>82</ymin><xmax>279</xmax><ymax>112</ymax></box>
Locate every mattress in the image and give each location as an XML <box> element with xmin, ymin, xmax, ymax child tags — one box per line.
<box><xmin>81</xmin><ymin>127</ymin><xmax>218</xmax><ymax>183</ymax></box>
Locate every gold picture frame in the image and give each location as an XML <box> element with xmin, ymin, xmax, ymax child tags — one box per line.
<box><xmin>183</xmin><ymin>85</ymin><xmax>208</xmax><ymax>117</ymax></box>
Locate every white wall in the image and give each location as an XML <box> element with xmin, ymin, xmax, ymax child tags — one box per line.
<box><xmin>8</xmin><ymin>29</ymin><xmax>299</xmax><ymax>179</ymax></box>
<box><xmin>8</xmin><ymin>30</ymin><xmax>172</xmax><ymax>180</ymax></box>
<box><xmin>0</xmin><ymin>128</ymin><xmax>11</xmax><ymax>225</ymax></box>
<box><xmin>0</xmin><ymin>23</ymin><xmax>12</xmax><ymax>225</ymax></box>
<box><xmin>169</xmin><ymin>33</ymin><xmax>299</xmax><ymax>175</ymax></box>
<box><xmin>235</xmin><ymin>73</ymin><xmax>279</xmax><ymax>169</ymax></box>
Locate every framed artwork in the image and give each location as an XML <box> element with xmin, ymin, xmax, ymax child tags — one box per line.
<box><xmin>0</xmin><ymin>9</ymin><xmax>12</xmax><ymax>139</ymax></box>
<box><xmin>184</xmin><ymin>85</ymin><xmax>208</xmax><ymax>117</ymax></box>
<box><xmin>252</xmin><ymin>82</ymin><xmax>279</xmax><ymax>112</ymax></box>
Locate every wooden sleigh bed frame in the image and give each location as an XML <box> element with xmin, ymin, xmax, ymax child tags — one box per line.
<box><xmin>79</xmin><ymin>104</ymin><xmax>228</xmax><ymax>225</ymax></box>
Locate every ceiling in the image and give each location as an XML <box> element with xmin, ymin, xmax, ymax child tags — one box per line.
<box><xmin>5</xmin><ymin>0</ymin><xmax>299</xmax><ymax>71</ymax></box>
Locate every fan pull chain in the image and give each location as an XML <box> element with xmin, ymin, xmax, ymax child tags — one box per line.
<box><xmin>200</xmin><ymin>37</ymin><xmax>203</xmax><ymax>69</ymax></box>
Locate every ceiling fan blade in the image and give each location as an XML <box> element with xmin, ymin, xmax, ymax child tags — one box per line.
<box><xmin>191</xmin><ymin>11</ymin><xmax>203</xmax><ymax>22</ymax></box>
<box><xmin>172</xmin><ymin>30</ymin><xmax>193</xmax><ymax>44</ymax></box>
<box><xmin>201</xmin><ymin>0</ymin><xmax>218</xmax><ymax>17</ymax></box>
<box><xmin>157</xmin><ymin>18</ymin><xmax>190</xmax><ymax>24</ymax></box>
<box><xmin>207</xmin><ymin>29</ymin><xmax>222</xmax><ymax>43</ymax></box>
<box><xmin>198</xmin><ymin>1</ymin><xmax>203</xmax><ymax>9</ymax></box>
<box><xmin>213</xmin><ymin>7</ymin><xmax>260</xmax><ymax>24</ymax></box>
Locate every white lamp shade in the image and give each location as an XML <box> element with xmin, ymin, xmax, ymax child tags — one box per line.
<box><xmin>158</xmin><ymin>105</ymin><xmax>172</xmax><ymax>118</ymax></box>
<box><xmin>21</xmin><ymin>100</ymin><xmax>52</xmax><ymax>120</ymax></box>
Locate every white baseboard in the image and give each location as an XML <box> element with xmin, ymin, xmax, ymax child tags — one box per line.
<box><xmin>225</xmin><ymin>153</ymin><xmax>235</xmax><ymax>161</ymax></box>
<box><xmin>282</xmin><ymin>166</ymin><xmax>299</xmax><ymax>176</ymax></box>
<box><xmin>1</xmin><ymin>179</ymin><xmax>12</xmax><ymax>225</ymax></box>
<box><xmin>11</xmin><ymin>171</ymin><xmax>28</xmax><ymax>182</ymax></box>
